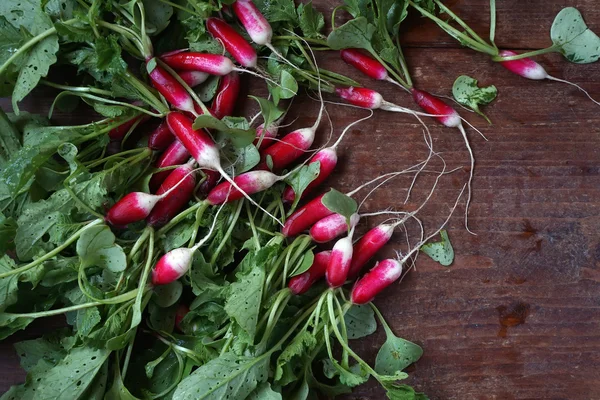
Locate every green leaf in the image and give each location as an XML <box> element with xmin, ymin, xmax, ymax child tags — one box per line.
<box><xmin>0</xmin><ymin>108</ymin><xmax>21</xmax><ymax>166</ymax></box>
<box><xmin>551</xmin><ymin>7</ymin><xmax>600</xmax><ymax>64</ymax></box>
<box><xmin>285</xmin><ymin>162</ymin><xmax>321</xmax><ymax>210</ymax></box>
<box><xmin>275</xmin><ymin>330</ymin><xmax>317</xmax><ymax>381</ymax></box>
<box><xmin>76</xmin><ymin>307</ymin><xmax>102</xmax><ymax>337</ymax></box>
<box><xmin>192</xmin><ymin>114</ymin><xmax>256</xmax><ymax>148</ymax></box>
<box><xmin>230</xmin><ymin>144</ymin><xmax>261</xmax><ymax>174</ymax></box>
<box><xmin>0</xmin><ymin>255</ymin><xmax>19</xmax><ymax>312</ymax></box>
<box><xmin>384</xmin><ymin>0</ymin><xmax>409</xmax><ymax>35</ymax></box>
<box><xmin>224</xmin><ymin>255</ymin><xmax>266</xmax><ymax>339</ymax></box>
<box><xmin>323</xmin><ymin>359</ymin><xmax>369</xmax><ymax>387</ymax></box>
<box><xmin>253</xmin><ymin>0</ymin><xmax>297</xmax><ymax>23</ymax></box>
<box><xmin>297</xmin><ymin>2</ymin><xmax>325</xmax><ymax>39</ymax></box>
<box><xmin>375</xmin><ymin>326</ymin><xmax>423</xmax><ymax>376</ymax></box>
<box><xmin>248</xmin><ymin>382</ymin><xmax>282</xmax><ymax>400</ymax></box>
<box><xmin>95</xmin><ymin>35</ymin><xmax>128</xmax><ymax>74</ymax></box>
<box><xmin>248</xmin><ymin>96</ymin><xmax>284</xmax><ymax>134</ymax></box>
<box><xmin>77</xmin><ymin>224</ymin><xmax>127</xmax><ymax>272</ymax></box>
<box><xmin>35</xmin><ymin>345</ymin><xmax>111</xmax><ymax>399</ymax></box>
<box><xmin>269</xmin><ymin>70</ymin><xmax>298</xmax><ymax>104</ymax></box>
<box><xmin>0</xmin><ymin>0</ymin><xmax>59</xmax><ymax>113</ymax></box>
<box><xmin>142</xmin><ymin>0</ymin><xmax>174</xmax><ymax>35</ymax></box>
<box><xmin>290</xmin><ymin>250</ymin><xmax>314</xmax><ymax>277</ymax></box>
<box><xmin>13</xmin><ymin>330</ymin><xmax>73</xmax><ymax>373</ymax></box>
<box><xmin>321</xmin><ymin>188</ymin><xmax>358</xmax><ymax>222</ymax></box>
<box><xmin>452</xmin><ymin>75</ymin><xmax>497</xmax><ymax>124</ymax></box>
<box><xmin>152</xmin><ymin>280</ymin><xmax>183</xmax><ymax>308</ymax></box>
<box><xmin>172</xmin><ymin>352</ymin><xmax>269</xmax><ymax>400</ymax></box>
<box><xmin>327</xmin><ymin>17</ymin><xmax>376</xmax><ymax>52</ymax></box>
<box><xmin>344</xmin><ymin>304</ymin><xmax>377</xmax><ymax>339</ymax></box>
<box><xmin>383</xmin><ymin>383</ymin><xmax>429</xmax><ymax>400</ymax></box>
<box><xmin>0</xmin><ymin>214</ymin><xmax>17</xmax><ymax>256</ymax></box>
<box><xmin>420</xmin><ymin>230</ymin><xmax>454</xmax><ymax>266</ymax></box>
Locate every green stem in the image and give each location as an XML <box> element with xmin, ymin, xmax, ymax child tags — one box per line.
<box><xmin>245</xmin><ymin>202</ymin><xmax>261</xmax><ymax>251</ymax></box>
<box><xmin>157</xmin><ymin>0</ymin><xmax>202</xmax><ymax>16</ymax></box>
<box><xmin>0</xmin><ymin>219</ymin><xmax>103</xmax><ymax>279</ymax></box>
<box><xmin>409</xmin><ymin>2</ymin><xmax>498</xmax><ymax>56</ymax></box>
<box><xmin>70</xmin><ymin>92</ymin><xmax>163</xmax><ymax>117</ymax></box>
<box><xmin>40</xmin><ymin>80</ymin><xmax>113</xmax><ymax>96</ymax></box>
<box><xmin>84</xmin><ymin>147</ymin><xmax>146</xmax><ymax>169</ymax></box>
<box><xmin>333</xmin><ymin>293</ymin><xmax>350</xmax><ymax>369</ymax></box>
<box><xmin>272</xmin><ymin>36</ymin><xmax>328</xmax><ymax>46</ymax></box>
<box><xmin>395</xmin><ymin>39</ymin><xmax>413</xmax><ymax>88</ymax></box>
<box><xmin>122</xmin><ymin>71</ymin><xmax>169</xmax><ymax>115</ymax></box>
<box><xmin>187</xmin><ymin>202</ymin><xmax>210</xmax><ymax>247</ymax></box>
<box><xmin>131</xmin><ymin>229</ymin><xmax>154</xmax><ymax>329</ymax></box>
<box><xmin>491</xmin><ymin>45</ymin><xmax>560</xmax><ymax>61</ymax></box>
<box><xmin>258</xmin><ymin>289</ymin><xmax>291</xmax><ymax>349</ymax></box>
<box><xmin>0</xmin><ymin>19</ymin><xmax>77</xmax><ymax>76</ymax></box>
<box><xmin>156</xmin><ymin>202</ymin><xmax>206</xmax><ymax>236</ymax></box>
<box><xmin>63</xmin><ymin>183</ymin><xmax>104</xmax><ymax>219</ymax></box>
<box><xmin>433</xmin><ymin>0</ymin><xmax>490</xmax><ymax>47</ymax></box>
<box><xmin>156</xmin><ymin>59</ymin><xmax>210</xmax><ymax>115</ymax></box>
<box><xmin>210</xmin><ymin>200</ymin><xmax>243</xmax><ymax>265</ymax></box>
<box><xmin>369</xmin><ymin>303</ymin><xmax>394</xmax><ymax>337</ymax></box>
<box><xmin>369</xmin><ymin>51</ymin><xmax>410</xmax><ymax>90</ymax></box>
<box><xmin>489</xmin><ymin>0</ymin><xmax>497</xmax><ymax>47</ymax></box>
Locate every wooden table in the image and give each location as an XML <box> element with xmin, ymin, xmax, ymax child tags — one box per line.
<box><xmin>2</xmin><ymin>1</ymin><xmax>600</xmax><ymax>398</ymax></box>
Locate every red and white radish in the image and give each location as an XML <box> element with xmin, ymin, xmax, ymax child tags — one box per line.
<box><xmin>197</xmin><ymin>169</ymin><xmax>221</xmax><ymax>198</ymax></box>
<box><xmin>206</xmin><ymin>17</ymin><xmax>257</xmax><ymax>68</ymax></box>
<box><xmin>177</xmin><ymin>70</ymin><xmax>209</xmax><ymax>87</ymax></box>
<box><xmin>310</xmin><ymin>213</ymin><xmax>360</xmax><ymax>243</ymax></box>
<box><xmin>162</xmin><ymin>52</ymin><xmax>236</xmax><ymax>76</ymax></box>
<box><xmin>326</xmin><ymin>220</ymin><xmax>359</xmax><ymax>288</ymax></box>
<box><xmin>147</xmin><ymin>59</ymin><xmax>197</xmax><ymax>115</ymax></box>
<box><xmin>210</xmin><ymin>72</ymin><xmax>241</xmax><ymax>119</ymax></box>
<box><xmin>232</xmin><ymin>0</ymin><xmax>272</xmax><ymax>46</ymax></box>
<box><xmin>498</xmin><ymin>50</ymin><xmax>600</xmax><ymax>106</ymax></box>
<box><xmin>350</xmin><ymin>259</ymin><xmax>403</xmax><ymax>304</ymax></box>
<box><xmin>288</xmin><ymin>250</ymin><xmax>331</xmax><ymax>295</ymax></box>
<box><xmin>149</xmin><ymin>139</ymin><xmax>190</xmax><ymax>191</ymax></box>
<box><xmin>282</xmin><ymin>111</ymin><xmax>373</xmax><ymax>203</ymax></box>
<box><xmin>148</xmin><ymin>120</ymin><xmax>174</xmax><ymax>150</ymax></box>
<box><xmin>347</xmin><ymin>222</ymin><xmax>396</xmax><ymax>279</ymax></box>
<box><xmin>147</xmin><ymin>160</ymin><xmax>197</xmax><ymax>228</ymax></box>
<box><xmin>254</xmin><ymin>121</ymin><xmax>280</xmax><ymax>150</ymax></box>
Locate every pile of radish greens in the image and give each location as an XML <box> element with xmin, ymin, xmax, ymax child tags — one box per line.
<box><xmin>0</xmin><ymin>0</ymin><xmax>598</xmax><ymax>399</ymax></box>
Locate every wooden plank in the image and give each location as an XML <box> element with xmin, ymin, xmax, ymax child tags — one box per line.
<box><xmin>2</xmin><ymin>3</ymin><xmax>600</xmax><ymax>399</ymax></box>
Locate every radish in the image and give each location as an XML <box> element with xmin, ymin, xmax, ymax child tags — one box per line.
<box><xmin>147</xmin><ymin>159</ymin><xmax>197</xmax><ymax>228</ymax></box>
<box><xmin>340</xmin><ymin>49</ymin><xmax>388</xmax><ymax>81</ymax></box>
<box><xmin>254</xmin><ymin>121</ymin><xmax>279</xmax><ymax>150</ymax></box>
<box><xmin>152</xmin><ymin>203</ymin><xmax>225</xmax><ymax>285</ymax></box>
<box><xmin>310</xmin><ymin>213</ymin><xmax>360</xmax><ymax>244</ymax></box>
<box><xmin>162</xmin><ymin>52</ymin><xmax>236</xmax><ymax>76</ymax></box>
<box><xmin>146</xmin><ymin>58</ymin><xmax>197</xmax><ymax>115</ymax></box>
<box><xmin>206</xmin><ymin>17</ymin><xmax>258</xmax><ymax>68</ymax></box>
<box><xmin>231</xmin><ymin>0</ymin><xmax>272</xmax><ymax>47</ymax></box>
<box><xmin>498</xmin><ymin>50</ymin><xmax>600</xmax><ymax>106</ymax></box>
<box><xmin>282</xmin><ymin>111</ymin><xmax>373</xmax><ymax>203</ymax></box>
<box><xmin>347</xmin><ymin>222</ymin><xmax>396</xmax><ymax>279</ymax></box>
<box><xmin>350</xmin><ymin>259</ymin><xmax>403</xmax><ymax>304</ymax></box>
<box><xmin>149</xmin><ymin>139</ymin><xmax>190</xmax><ymax>191</ymax></box>
<box><xmin>411</xmin><ymin>88</ymin><xmax>476</xmax><ymax>234</ymax></box>
<box><xmin>197</xmin><ymin>169</ymin><xmax>221</xmax><ymax>198</ymax></box>
<box><xmin>326</xmin><ymin>221</ymin><xmax>359</xmax><ymax>288</ymax></box>
<box><xmin>109</xmin><ymin>114</ymin><xmax>150</xmax><ymax>141</ymax></box>
<box><xmin>166</xmin><ymin>111</ymin><xmax>283</xmax><ymax>223</ymax></box>
<box><xmin>210</xmin><ymin>72</ymin><xmax>241</xmax><ymax>119</ymax></box>
<box><xmin>106</xmin><ymin>167</ymin><xmax>197</xmax><ymax>227</ymax></box>
<box><xmin>256</xmin><ymin>90</ymin><xmax>325</xmax><ymax>171</ymax></box>
<box><xmin>177</xmin><ymin>70</ymin><xmax>209</xmax><ymax>87</ymax></box>
<box><xmin>288</xmin><ymin>250</ymin><xmax>331</xmax><ymax>295</ymax></box>
<box><xmin>148</xmin><ymin>120</ymin><xmax>174</xmax><ymax>150</ymax></box>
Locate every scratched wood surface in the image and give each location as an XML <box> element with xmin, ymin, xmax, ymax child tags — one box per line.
<box><xmin>2</xmin><ymin>1</ymin><xmax>600</xmax><ymax>399</ymax></box>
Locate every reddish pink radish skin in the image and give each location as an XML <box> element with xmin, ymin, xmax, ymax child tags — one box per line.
<box><xmin>174</xmin><ymin>304</ymin><xmax>190</xmax><ymax>332</ymax></box>
<box><xmin>152</xmin><ymin>248</ymin><xmax>195</xmax><ymax>285</ymax></box>
<box><xmin>326</xmin><ymin>236</ymin><xmax>354</xmax><ymax>288</ymax></box>
<box><xmin>147</xmin><ymin>60</ymin><xmax>195</xmax><ymax>114</ymax></box>
<box><xmin>161</xmin><ymin>52</ymin><xmax>235</xmax><ymax>76</ymax></box>
<box><xmin>310</xmin><ymin>213</ymin><xmax>359</xmax><ymax>244</ymax></box>
<box><xmin>197</xmin><ymin>170</ymin><xmax>220</xmax><ymax>198</ymax></box>
<box><xmin>178</xmin><ymin>70</ymin><xmax>210</xmax><ymax>87</ymax></box>
<box><xmin>336</xmin><ymin>87</ymin><xmax>383</xmax><ymax>109</ymax></box>
<box><xmin>348</xmin><ymin>223</ymin><xmax>395</xmax><ymax>279</ymax></box>
<box><xmin>288</xmin><ymin>251</ymin><xmax>331</xmax><ymax>295</ymax></box>
<box><xmin>340</xmin><ymin>49</ymin><xmax>388</xmax><ymax>80</ymax></box>
<box><xmin>497</xmin><ymin>50</ymin><xmax>548</xmax><ymax>80</ymax></box>
<box><xmin>411</xmin><ymin>88</ymin><xmax>460</xmax><ymax>128</ymax></box>
<box><xmin>282</xmin><ymin>193</ymin><xmax>334</xmax><ymax>237</ymax></box>
<box><xmin>282</xmin><ymin>147</ymin><xmax>338</xmax><ymax>203</ymax></box>
<box><xmin>206</xmin><ymin>170</ymin><xmax>279</xmax><ymax>205</ymax></box>
<box><xmin>206</xmin><ymin>18</ymin><xmax>258</xmax><ymax>68</ymax></box>
<box><xmin>106</xmin><ymin>192</ymin><xmax>159</xmax><ymax>227</ymax></box>
<box><xmin>166</xmin><ymin>112</ymin><xmax>220</xmax><ymax>169</ymax></box>
<box><xmin>256</xmin><ymin>128</ymin><xmax>315</xmax><ymax>171</ymax></box>
<box><xmin>148</xmin><ymin>121</ymin><xmax>174</xmax><ymax>150</ymax></box>
<box><xmin>109</xmin><ymin>114</ymin><xmax>150</xmax><ymax>141</ymax></box>
<box><xmin>147</xmin><ymin>163</ymin><xmax>196</xmax><ymax>228</ymax></box>
<box><xmin>232</xmin><ymin>0</ymin><xmax>272</xmax><ymax>45</ymax></box>
<box><xmin>254</xmin><ymin>123</ymin><xmax>279</xmax><ymax>150</ymax></box>
<box><xmin>149</xmin><ymin>140</ymin><xmax>190</xmax><ymax>191</ymax></box>
<box><xmin>210</xmin><ymin>72</ymin><xmax>241</xmax><ymax>119</ymax></box>
<box><xmin>351</xmin><ymin>259</ymin><xmax>402</xmax><ymax>304</ymax></box>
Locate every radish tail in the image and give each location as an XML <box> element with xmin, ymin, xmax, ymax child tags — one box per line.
<box><xmin>546</xmin><ymin>76</ymin><xmax>600</xmax><ymax>107</ymax></box>
<box><xmin>331</xmin><ymin>110</ymin><xmax>373</xmax><ymax>149</ymax></box>
<box><xmin>458</xmin><ymin>124</ymin><xmax>476</xmax><ymax>235</ymax></box>
<box><xmin>191</xmin><ymin>200</ymin><xmax>227</xmax><ymax>251</ymax></box>
<box><xmin>460</xmin><ymin>117</ymin><xmax>488</xmax><ymax>141</ymax></box>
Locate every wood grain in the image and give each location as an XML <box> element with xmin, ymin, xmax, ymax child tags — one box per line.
<box><xmin>2</xmin><ymin>1</ymin><xmax>600</xmax><ymax>399</ymax></box>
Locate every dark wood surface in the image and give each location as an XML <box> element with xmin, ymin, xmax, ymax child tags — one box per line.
<box><xmin>2</xmin><ymin>1</ymin><xmax>600</xmax><ymax>399</ymax></box>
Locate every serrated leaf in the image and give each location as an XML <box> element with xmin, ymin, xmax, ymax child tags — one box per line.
<box><xmin>297</xmin><ymin>2</ymin><xmax>325</xmax><ymax>39</ymax></box>
<box><xmin>327</xmin><ymin>17</ymin><xmax>376</xmax><ymax>52</ymax></box>
<box><xmin>452</xmin><ymin>75</ymin><xmax>497</xmax><ymax>123</ymax></box>
<box><xmin>420</xmin><ymin>230</ymin><xmax>454</xmax><ymax>266</ymax></box>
